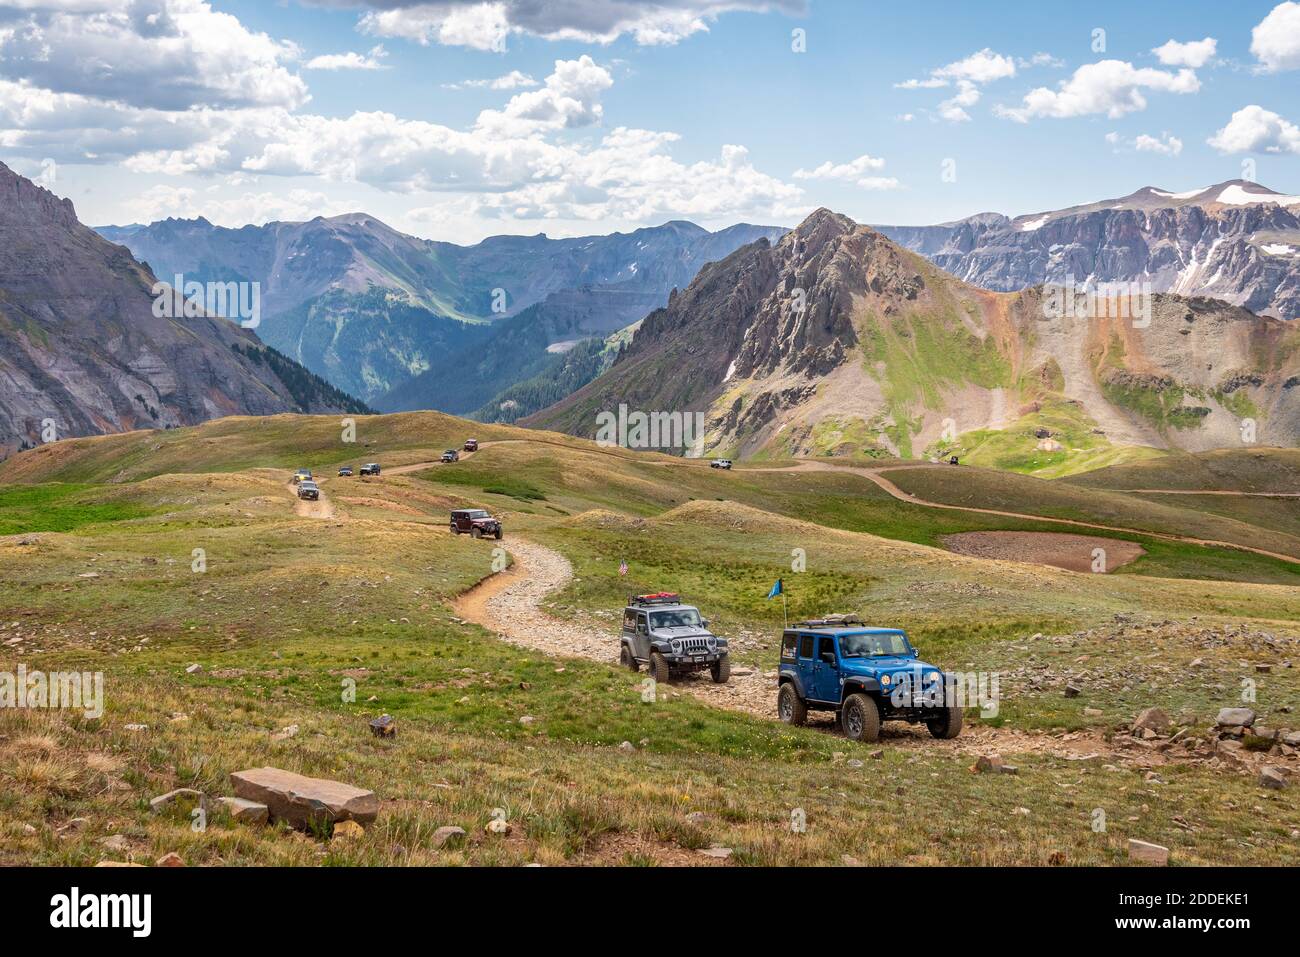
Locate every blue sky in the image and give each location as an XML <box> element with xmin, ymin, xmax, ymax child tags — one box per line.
<box><xmin>1</xmin><ymin>0</ymin><xmax>1297</xmax><ymax>240</ymax></box>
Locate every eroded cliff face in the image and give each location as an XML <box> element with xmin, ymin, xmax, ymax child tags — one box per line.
<box><xmin>878</xmin><ymin>181</ymin><xmax>1300</xmax><ymax>322</ymax></box>
<box><xmin>0</xmin><ymin>162</ymin><xmax>363</xmax><ymax>458</ymax></box>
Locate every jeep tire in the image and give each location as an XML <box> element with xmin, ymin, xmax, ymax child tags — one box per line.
<box><xmin>710</xmin><ymin>655</ymin><xmax>730</xmax><ymax>684</ymax></box>
<box><xmin>620</xmin><ymin>644</ymin><xmax>640</xmax><ymax>672</ymax></box>
<box><xmin>494</xmin><ymin>529</ymin><xmax>503</xmax><ymax>540</ymax></box>
<box><xmin>471</xmin><ymin>527</ymin><xmax>482</xmax><ymax>539</ymax></box>
<box><xmin>778</xmin><ymin>683</ymin><xmax>807</xmax><ymax>726</ymax></box>
<box><xmin>927</xmin><ymin>705</ymin><xmax>963</xmax><ymax>740</ymax></box>
<box><xmin>649</xmin><ymin>651</ymin><xmax>670</xmax><ymax>685</ymax></box>
<box><xmin>842</xmin><ymin>693</ymin><xmax>881</xmax><ymax>743</ymax></box>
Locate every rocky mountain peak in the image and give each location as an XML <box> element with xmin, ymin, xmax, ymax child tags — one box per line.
<box><xmin>0</xmin><ymin>161</ymin><xmax>80</xmax><ymax>230</ymax></box>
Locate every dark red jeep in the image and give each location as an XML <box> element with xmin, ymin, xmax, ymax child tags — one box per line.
<box><xmin>450</xmin><ymin>508</ymin><xmax>503</xmax><ymax>539</ymax></box>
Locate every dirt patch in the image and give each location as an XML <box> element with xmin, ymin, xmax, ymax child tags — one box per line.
<box><xmin>288</xmin><ymin>480</ymin><xmax>336</xmax><ymax>520</ymax></box>
<box><xmin>941</xmin><ymin>530</ymin><xmax>1145</xmax><ymax>573</ymax></box>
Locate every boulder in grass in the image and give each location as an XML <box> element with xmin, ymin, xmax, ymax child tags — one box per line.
<box><xmin>1259</xmin><ymin>767</ymin><xmax>1288</xmax><ymax>791</ymax></box>
<box><xmin>230</xmin><ymin>767</ymin><xmax>378</xmax><ymax>831</ymax></box>
<box><xmin>1215</xmin><ymin>708</ymin><xmax>1256</xmax><ymax>729</ymax></box>
<box><xmin>1127</xmin><ymin>839</ymin><xmax>1169</xmax><ymax>865</ymax></box>
<box><xmin>150</xmin><ymin>788</ymin><xmax>203</xmax><ymax>814</ymax></box>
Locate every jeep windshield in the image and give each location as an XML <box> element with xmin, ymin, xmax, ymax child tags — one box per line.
<box><xmin>464</xmin><ymin>510</ymin><xmax>491</xmax><ymax>520</ymax></box>
<box><xmin>839</xmin><ymin>632</ymin><xmax>911</xmax><ymax>658</ymax></box>
<box><xmin>650</xmin><ymin>609</ymin><xmax>702</xmax><ymax>629</ymax></box>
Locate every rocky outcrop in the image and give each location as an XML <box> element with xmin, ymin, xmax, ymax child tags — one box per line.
<box><xmin>0</xmin><ymin>162</ymin><xmax>366</xmax><ymax>459</ymax></box>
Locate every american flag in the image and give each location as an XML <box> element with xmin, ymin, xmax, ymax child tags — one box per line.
<box><xmin>618</xmin><ymin>559</ymin><xmax>628</xmax><ymax>577</ymax></box>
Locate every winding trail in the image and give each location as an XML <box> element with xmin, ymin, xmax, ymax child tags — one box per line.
<box><xmin>288</xmin><ymin>478</ymin><xmax>336</xmax><ymax>519</ymax></box>
<box><xmin>745</xmin><ymin>461</ymin><xmax>1300</xmax><ymax>566</ymax></box>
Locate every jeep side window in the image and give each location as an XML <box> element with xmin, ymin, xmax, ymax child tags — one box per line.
<box><xmin>818</xmin><ymin>636</ymin><xmax>836</xmax><ymax>664</ymax></box>
<box><xmin>798</xmin><ymin>635</ymin><xmax>814</xmax><ymax>659</ymax></box>
<box><xmin>781</xmin><ymin>633</ymin><xmax>797</xmax><ymax>659</ymax></box>
<box><xmin>636</xmin><ymin>614</ymin><xmax>648</xmax><ymax>634</ymax></box>
<box><xmin>623</xmin><ymin>610</ymin><xmax>636</xmax><ymax>631</ymax></box>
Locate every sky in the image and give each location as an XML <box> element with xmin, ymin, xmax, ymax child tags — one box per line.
<box><xmin>1</xmin><ymin>0</ymin><xmax>1298</xmax><ymax>242</ymax></box>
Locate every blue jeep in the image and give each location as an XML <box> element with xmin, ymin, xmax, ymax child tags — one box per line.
<box><xmin>777</xmin><ymin>617</ymin><xmax>962</xmax><ymax>742</ymax></box>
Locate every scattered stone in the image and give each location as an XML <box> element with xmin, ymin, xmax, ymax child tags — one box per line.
<box><xmin>230</xmin><ymin>767</ymin><xmax>379</xmax><ymax>830</ymax></box>
<box><xmin>432</xmin><ymin>825</ymin><xmax>467</xmax><ymax>848</ymax></box>
<box><xmin>1064</xmin><ymin>684</ymin><xmax>1081</xmax><ymax>698</ymax></box>
<box><xmin>95</xmin><ymin>861</ymin><xmax>144</xmax><ymax>867</ymax></box>
<box><xmin>847</xmin><ymin>758</ymin><xmax>864</xmax><ymax>768</ymax></box>
<box><xmin>123</xmin><ymin>724</ymin><xmax>148</xmax><ymax>733</ymax></box>
<box><xmin>518</xmin><ymin>715</ymin><xmax>535</xmax><ymax>726</ymax></box>
<box><xmin>149</xmin><ymin>787</ymin><xmax>203</xmax><ymax>814</ymax></box>
<box><xmin>618</xmin><ymin>740</ymin><xmax>635</xmax><ymax>752</ymax></box>
<box><xmin>698</xmin><ymin>844</ymin><xmax>733</xmax><ymax>859</ymax></box>
<box><xmin>972</xmin><ymin>754</ymin><xmax>1004</xmax><ymax>773</ymax></box>
<box><xmin>1256</xmin><ymin>664</ymin><xmax>1272</xmax><ymax>673</ymax></box>
<box><xmin>271</xmin><ymin>724</ymin><xmax>299</xmax><ymax>741</ymax></box>
<box><xmin>1083</xmin><ymin>708</ymin><xmax>1104</xmax><ymax>717</ymax></box>
<box><xmin>185</xmin><ymin>663</ymin><xmax>203</xmax><ymax>675</ymax></box>
<box><xmin>485</xmin><ymin>818</ymin><xmax>511</xmax><ymax>835</ymax></box>
<box><xmin>216</xmin><ymin>797</ymin><xmax>268</xmax><ymax>826</ymax></box>
<box><xmin>155</xmin><ymin>852</ymin><xmax>184</xmax><ymax>867</ymax></box>
<box><xmin>1215</xmin><ymin>707</ymin><xmax>1256</xmax><ymax>729</ymax></box>
<box><xmin>1132</xmin><ymin>707</ymin><xmax>1171</xmax><ymax>735</ymax></box>
<box><xmin>841</xmin><ymin>854</ymin><xmax>861</xmax><ymax>866</ymax></box>
<box><xmin>1259</xmin><ymin>767</ymin><xmax>1288</xmax><ymax>791</ymax></box>
<box><xmin>331</xmin><ymin>820</ymin><xmax>366</xmax><ymax>842</ymax></box>
<box><xmin>369</xmin><ymin>714</ymin><xmax>396</xmax><ymax>738</ymax></box>
<box><xmin>999</xmin><ymin>765</ymin><xmax>1019</xmax><ymax>775</ymax></box>
<box><xmin>869</xmin><ymin>750</ymin><xmax>884</xmax><ymax>759</ymax></box>
<box><xmin>1127</xmin><ymin>839</ymin><xmax>1169</xmax><ymax>865</ymax></box>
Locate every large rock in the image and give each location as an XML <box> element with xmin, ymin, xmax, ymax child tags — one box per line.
<box><xmin>216</xmin><ymin>796</ymin><xmax>269</xmax><ymax>826</ymax></box>
<box><xmin>230</xmin><ymin>767</ymin><xmax>378</xmax><ymax>830</ymax></box>
<box><xmin>1215</xmin><ymin>708</ymin><xmax>1256</xmax><ymax>729</ymax></box>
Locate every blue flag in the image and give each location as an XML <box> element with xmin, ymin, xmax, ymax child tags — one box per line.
<box><xmin>767</xmin><ymin>578</ymin><xmax>783</xmax><ymax>599</ymax></box>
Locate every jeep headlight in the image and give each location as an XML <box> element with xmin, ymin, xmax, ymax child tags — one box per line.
<box><xmin>670</xmin><ymin>639</ymin><xmax>682</xmax><ymax>654</ymax></box>
<box><xmin>707</xmin><ymin>636</ymin><xmax>717</xmax><ymax>651</ymax></box>
<box><xmin>880</xmin><ymin>673</ymin><xmax>892</xmax><ymax>687</ymax></box>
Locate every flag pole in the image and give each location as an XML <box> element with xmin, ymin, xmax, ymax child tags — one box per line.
<box><xmin>782</xmin><ymin>590</ymin><xmax>788</xmax><ymax>630</ymax></box>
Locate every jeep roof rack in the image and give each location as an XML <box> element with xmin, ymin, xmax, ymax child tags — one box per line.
<box><xmin>790</xmin><ymin>614</ymin><xmax>865</xmax><ymax>629</ymax></box>
<box><xmin>628</xmin><ymin>592</ymin><xmax>681</xmax><ymax>606</ymax></box>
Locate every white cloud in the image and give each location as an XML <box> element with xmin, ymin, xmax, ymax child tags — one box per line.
<box><xmin>1151</xmin><ymin>37</ymin><xmax>1217</xmax><ymax>68</ymax></box>
<box><xmin>353</xmin><ymin>0</ymin><xmax>803</xmax><ymax>49</ymax></box>
<box><xmin>793</xmin><ymin>153</ymin><xmax>899</xmax><ymax>190</ymax></box>
<box><xmin>0</xmin><ymin>0</ymin><xmax>307</xmax><ymax>111</ymax></box>
<box><xmin>306</xmin><ymin>45</ymin><xmax>388</xmax><ymax>70</ymax></box>
<box><xmin>896</xmin><ymin>48</ymin><xmax>1020</xmax><ymax>122</ymax></box>
<box><xmin>1106</xmin><ymin>131</ymin><xmax>1183</xmax><ymax>156</ymax></box>
<box><xmin>996</xmin><ymin>60</ymin><xmax>1200</xmax><ymax>122</ymax></box>
<box><xmin>443</xmin><ymin>70</ymin><xmax>538</xmax><ymax>91</ymax></box>
<box><xmin>1207</xmin><ymin>104</ymin><xmax>1300</xmax><ymax>154</ymax></box>
<box><xmin>473</xmin><ymin>55</ymin><xmax>613</xmax><ymax>135</ymax></box>
<box><xmin>1251</xmin><ymin>2</ymin><xmax>1300</xmax><ymax>72</ymax></box>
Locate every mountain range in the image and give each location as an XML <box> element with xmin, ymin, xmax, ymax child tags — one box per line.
<box><xmin>876</xmin><ymin>180</ymin><xmax>1300</xmax><ymax>322</ymax></box>
<box><xmin>0</xmin><ymin>163</ymin><xmax>364</xmax><ymax>459</ymax></box>
<box><xmin>530</xmin><ymin>208</ymin><xmax>1300</xmax><ymax>474</ymax></box>
<box><xmin>98</xmin><ymin>216</ymin><xmax>786</xmax><ymax>413</ymax></box>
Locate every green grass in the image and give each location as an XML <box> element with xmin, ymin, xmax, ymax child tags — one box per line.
<box><xmin>0</xmin><ymin>483</ymin><xmax>155</xmax><ymax>534</ymax></box>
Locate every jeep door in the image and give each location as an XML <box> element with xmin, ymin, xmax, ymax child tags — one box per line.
<box><xmin>633</xmin><ymin>612</ymin><xmax>651</xmax><ymax>660</ymax></box>
<box><xmin>796</xmin><ymin>633</ymin><xmax>825</xmax><ymax>701</ymax></box>
<box><xmin>809</xmin><ymin>635</ymin><xmax>841</xmax><ymax>703</ymax></box>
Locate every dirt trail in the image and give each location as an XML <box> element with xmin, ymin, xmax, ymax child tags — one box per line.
<box><xmin>450</xmin><ymin>538</ymin><xmax>1145</xmax><ymax>760</ymax></box>
<box><xmin>453</xmin><ymin>538</ymin><xmax>776</xmax><ymax>717</ymax></box>
<box><xmin>288</xmin><ymin>479</ymin><xmax>336</xmax><ymax>519</ymax></box>
<box><xmin>386</xmin><ymin>447</ymin><xmax>477</xmax><ymax>476</ymax></box>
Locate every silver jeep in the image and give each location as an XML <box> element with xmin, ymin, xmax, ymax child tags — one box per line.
<box><xmin>619</xmin><ymin>593</ymin><xmax>730</xmax><ymax>684</ymax></box>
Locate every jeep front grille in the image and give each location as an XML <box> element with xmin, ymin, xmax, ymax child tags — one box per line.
<box><xmin>680</xmin><ymin>637</ymin><xmax>710</xmax><ymax>655</ymax></box>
